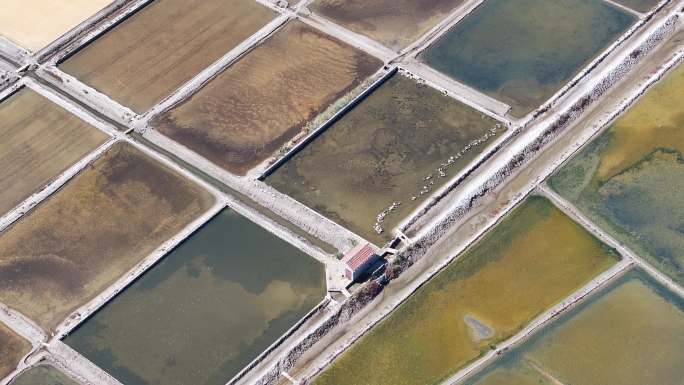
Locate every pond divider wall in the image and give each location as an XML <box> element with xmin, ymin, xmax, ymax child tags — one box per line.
<box><xmin>243</xmin><ymin>12</ymin><xmax>681</xmax><ymax>385</ymax></box>
<box><xmin>398</xmin><ymin>1</ymin><xmax>678</xmax><ymax>237</ymax></box>
<box><xmin>228</xmin><ymin>296</ymin><xmax>332</xmax><ymax>385</ymax></box>
<box><xmin>258</xmin><ymin>66</ymin><xmax>398</xmax><ymax>180</ymax></box>
<box><xmin>412</xmin><ymin>13</ymin><xmax>680</xmax><ymax>250</ymax></box>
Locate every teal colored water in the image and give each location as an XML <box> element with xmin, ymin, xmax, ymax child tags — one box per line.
<box><xmin>422</xmin><ymin>0</ymin><xmax>635</xmax><ymax>116</ymax></box>
<box><xmin>65</xmin><ymin>209</ymin><xmax>326</xmax><ymax>385</ymax></box>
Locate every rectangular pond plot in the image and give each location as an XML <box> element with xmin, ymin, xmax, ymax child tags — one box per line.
<box><xmin>65</xmin><ymin>208</ymin><xmax>326</xmax><ymax>385</ymax></box>
<box><xmin>312</xmin><ymin>196</ymin><xmax>620</xmax><ymax>385</ymax></box>
<box><xmin>548</xmin><ymin>63</ymin><xmax>684</xmax><ymax>286</ymax></box>
<box><xmin>462</xmin><ymin>269</ymin><xmax>684</xmax><ymax>385</ymax></box>
<box><xmin>0</xmin><ymin>88</ymin><xmax>108</xmax><ymax>217</ymax></box>
<box><xmin>267</xmin><ymin>73</ymin><xmax>505</xmax><ymax>244</ymax></box>
<box><xmin>0</xmin><ymin>0</ymin><xmax>112</xmax><ymax>52</ymax></box>
<box><xmin>421</xmin><ymin>0</ymin><xmax>636</xmax><ymax>117</ymax></box>
<box><xmin>0</xmin><ymin>322</ymin><xmax>30</xmax><ymax>380</ymax></box>
<box><xmin>152</xmin><ymin>21</ymin><xmax>381</xmax><ymax>176</ymax></box>
<box><xmin>59</xmin><ymin>0</ymin><xmax>275</xmax><ymax>113</ymax></box>
<box><xmin>310</xmin><ymin>0</ymin><xmax>465</xmax><ymax>51</ymax></box>
<box><xmin>0</xmin><ymin>142</ymin><xmax>214</xmax><ymax>332</ymax></box>
<box><xmin>9</xmin><ymin>365</ymin><xmax>78</xmax><ymax>385</ymax></box>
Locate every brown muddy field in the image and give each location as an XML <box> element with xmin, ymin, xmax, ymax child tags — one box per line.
<box><xmin>0</xmin><ymin>143</ymin><xmax>214</xmax><ymax>332</ymax></box>
<box><xmin>0</xmin><ymin>88</ymin><xmax>108</xmax><ymax>217</ymax></box>
<box><xmin>0</xmin><ymin>322</ymin><xmax>30</xmax><ymax>380</ymax></box>
<box><xmin>152</xmin><ymin>21</ymin><xmax>381</xmax><ymax>176</ymax></box>
<box><xmin>59</xmin><ymin>0</ymin><xmax>275</xmax><ymax>113</ymax></box>
<box><xmin>310</xmin><ymin>0</ymin><xmax>465</xmax><ymax>51</ymax></box>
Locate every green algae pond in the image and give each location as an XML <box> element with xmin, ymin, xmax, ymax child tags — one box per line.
<box><xmin>313</xmin><ymin>196</ymin><xmax>619</xmax><ymax>385</ymax></box>
<box><xmin>267</xmin><ymin>73</ymin><xmax>504</xmax><ymax>245</ymax></box>
<box><xmin>421</xmin><ymin>0</ymin><xmax>635</xmax><ymax>117</ymax></box>
<box><xmin>10</xmin><ymin>365</ymin><xmax>79</xmax><ymax>385</ymax></box>
<box><xmin>65</xmin><ymin>209</ymin><xmax>326</xmax><ymax>385</ymax></box>
<box><xmin>462</xmin><ymin>269</ymin><xmax>684</xmax><ymax>385</ymax></box>
<box><xmin>549</xmin><ymin>62</ymin><xmax>684</xmax><ymax>286</ymax></box>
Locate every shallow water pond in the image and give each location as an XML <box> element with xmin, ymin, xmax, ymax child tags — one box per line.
<box><xmin>313</xmin><ymin>196</ymin><xmax>619</xmax><ymax>385</ymax></box>
<box><xmin>463</xmin><ymin>269</ymin><xmax>684</xmax><ymax>385</ymax></box>
<box><xmin>65</xmin><ymin>208</ymin><xmax>325</xmax><ymax>385</ymax></box>
<box><xmin>421</xmin><ymin>0</ymin><xmax>635</xmax><ymax>116</ymax></box>
<box><xmin>267</xmin><ymin>73</ymin><xmax>504</xmax><ymax>244</ymax></box>
<box><xmin>549</xmin><ymin>63</ymin><xmax>684</xmax><ymax>286</ymax></box>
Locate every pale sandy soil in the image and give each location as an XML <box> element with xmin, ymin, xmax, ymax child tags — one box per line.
<box><xmin>0</xmin><ymin>0</ymin><xmax>112</xmax><ymax>52</ymax></box>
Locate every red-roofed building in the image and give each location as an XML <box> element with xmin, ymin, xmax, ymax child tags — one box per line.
<box><xmin>342</xmin><ymin>243</ymin><xmax>380</xmax><ymax>281</ymax></box>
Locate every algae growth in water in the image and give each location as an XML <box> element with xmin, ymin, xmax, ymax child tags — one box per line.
<box><xmin>421</xmin><ymin>0</ymin><xmax>635</xmax><ymax>116</ymax></box>
<box><xmin>267</xmin><ymin>73</ymin><xmax>504</xmax><ymax>244</ymax></box>
<box><xmin>462</xmin><ymin>269</ymin><xmax>684</xmax><ymax>385</ymax></box>
<box><xmin>549</xmin><ymin>63</ymin><xmax>684</xmax><ymax>286</ymax></box>
<box><xmin>313</xmin><ymin>196</ymin><xmax>619</xmax><ymax>385</ymax></box>
<box><xmin>65</xmin><ymin>209</ymin><xmax>326</xmax><ymax>385</ymax></box>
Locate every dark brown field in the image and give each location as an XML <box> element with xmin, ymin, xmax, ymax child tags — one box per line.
<box><xmin>310</xmin><ymin>0</ymin><xmax>465</xmax><ymax>50</ymax></box>
<box><xmin>0</xmin><ymin>88</ymin><xmax>108</xmax><ymax>217</ymax></box>
<box><xmin>152</xmin><ymin>21</ymin><xmax>381</xmax><ymax>175</ymax></box>
<box><xmin>0</xmin><ymin>143</ymin><xmax>214</xmax><ymax>332</ymax></box>
<box><xmin>59</xmin><ymin>0</ymin><xmax>275</xmax><ymax>113</ymax></box>
<box><xmin>0</xmin><ymin>322</ymin><xmax>30</xmax><ymax>380</ymax></box>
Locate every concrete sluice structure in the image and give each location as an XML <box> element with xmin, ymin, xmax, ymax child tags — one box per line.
<box><xmin>0</xmin><ymin>0</ymin><xmax>683</xmax><ymax>385</ymax></box>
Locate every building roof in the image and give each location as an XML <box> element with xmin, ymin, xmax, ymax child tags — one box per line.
<box><xmin>342</xmin><ymin>243</ymin><xmax>377</xmax><ymax>271</ymax></box>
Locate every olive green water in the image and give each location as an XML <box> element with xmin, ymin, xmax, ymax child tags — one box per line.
<box><xmin>313</xmin><ymin>196</ymin><xmax>619</xmax><ymax>385</ymax></box>
<box><xmin>463</xmin><ymin>269</ymin><xmax>684</xmax><ymax>385</ymax></box>
<box><xmin>421</xmin><ymin>0</ymin><xmax>635</xmax><ymax>116</ymax></box>
<box><xmin>549</xmin><ymin>63</ymin><xmax>684</xmax><ymax>286</ymax></box>
<box><xmin>268</xmin><ymin>74</ymin><xmax>503</xmax><ymax>244</ymax></box>
<box><xmin>10</xmin><ymin>365</ymin><xmax>78</xmax><ymax>385</ymax></box>
<box><xmin>65</xmin><ymin>209</ymin><xmax>326</xmax><ymax>385</ymax></box>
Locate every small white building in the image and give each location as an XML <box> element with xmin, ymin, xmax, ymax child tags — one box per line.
<box><xmin>342</xmin><ymin>243</ymin><xmax>380</xmax><ymax>281</ymax></box>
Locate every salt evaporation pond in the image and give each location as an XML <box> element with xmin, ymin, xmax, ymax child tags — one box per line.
<box><xmin>267</xmin><ymin>73</ymin><xmax>503</xmax><ymax>244</ymax></box>
<box><xmin>421</xmin><ymin>0</ymin><xmax>635</xmax><ymax>116</ymax></box>
<box><xmin>549</xmin><ymin>63</ymin><xmax>684</xmax><ymax>286</ymax></box>
<box><xmin>65</xmin><ymin>208</ymin><xmax>326</xmax><ymax>385</ymax></box>
<box><xmin>462</xmin><ymin>269</ymin><xmax>684</xmax><ymax>385</ymax></box>
<box><xmin>313</xmin><ymin>196</ymin><xmax>619</xmax><ymax>385</ymax></box>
